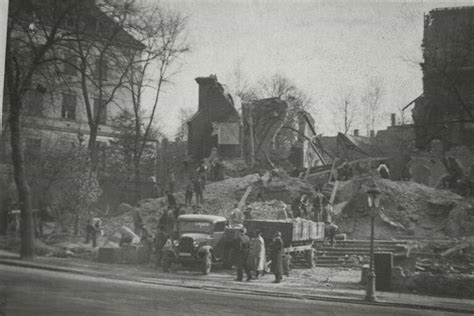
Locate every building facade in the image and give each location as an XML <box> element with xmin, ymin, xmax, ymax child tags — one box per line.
<box><xmin>187</xmin><ymin>75</ymin><xmax>241</xmax><ymax>160</ymax></box>
<box><xmin>414</xmin><ymin>7</ymin><xmax>474</xmax><ymax>149</ymax></box>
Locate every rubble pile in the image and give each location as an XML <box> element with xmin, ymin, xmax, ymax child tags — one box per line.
<box><xmin>412</xmin><ymin>237</ymin><xmax>474</xmax><ymax>274</ymax></box>
<box><xmin>245</xmin><ymin>200</ymin><xmax>288</xmax><ymax>220</ymax></box>
<box><xmin>337</xmin><ymin>176</ymin><xmax>472</xmax><ymax>239</ymax></box>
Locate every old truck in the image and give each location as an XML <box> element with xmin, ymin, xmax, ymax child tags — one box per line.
<box><xmin>162</xmin><ymin>214</ymin><xmax>233</xmax><ymax>275</ymax></box>
<box><xmin>243</xmin><ymin>219</ymin><xmax>325</xmax><ymax>268</ymax></box>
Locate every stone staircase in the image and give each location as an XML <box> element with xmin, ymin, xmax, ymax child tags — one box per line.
<box><xmin>314</xmin><ymin>239</ymin><xmax>409</xmax><ymax>268</ymax></box>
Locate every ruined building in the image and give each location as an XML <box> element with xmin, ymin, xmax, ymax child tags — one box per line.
<box><xmin>241</xmin><ymin>98</ymin><xmax>287</xmax><ymax>166</ymax></box>
<box><xmin>187</xmin><ymin>75</ymin><xmax>241</xmax><ymax>160</ymax></box>
<box><xmin>413</xmin><ymin>7</ymin><xmax>474</xmax><ymax>149</ymax></box>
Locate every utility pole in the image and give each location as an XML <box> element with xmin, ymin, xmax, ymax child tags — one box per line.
<box><xmin>246</xmin><ymin>103</ymin><xmax>255</xmax><ymax>168</ymax></box>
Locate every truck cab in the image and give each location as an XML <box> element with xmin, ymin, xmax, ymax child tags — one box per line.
<box><xmin>162</xmin><ymin>214</ymin><xmax>228</xmax><ymax>274</ymax></box>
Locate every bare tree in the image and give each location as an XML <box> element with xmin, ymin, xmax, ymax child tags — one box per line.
<box><xmin>332</xmin><ymin>90</ymin><xmax>359</xmax><ymax>135</ymax></box>
<box><xmin>361</xmin><ymin>77</ymin><xmax>384</xmax><ymax>136</ymax></box>
<box><xmin>175</xmin><ymin>107</ymin><xmax>194</xmax><ymax>142</ymax></box>
<box><xmin>120</xmin><ymin>4</ymin><xmax>190</xmax><ymax>200</ymax></box>
<box><xmin>4</xmin><ymin>0</ymin><xmax>80</xmax><ymax>259</ymax></box>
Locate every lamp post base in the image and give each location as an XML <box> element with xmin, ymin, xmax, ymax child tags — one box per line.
<box><xmin>365</xmin><ymin>270</ymin><xmax>377</xmax><ymax>302</ymax></box>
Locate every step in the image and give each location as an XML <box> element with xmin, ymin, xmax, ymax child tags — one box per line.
<box><xmin>317</xmin><ymin>247</ymin><xmax>400</xmax><ymax>252</ymax></box>
<box><xmin>314</xmin><ymin>263</ymin><xmax>359</xmax><ymax>267</ymax></box>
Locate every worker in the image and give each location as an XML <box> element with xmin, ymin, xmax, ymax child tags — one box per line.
<box><xmin>235</xmin><ymin>227</ymin><xmax>252</xmax><ymax>282</ymax></box>
<box><xmin>325</xmin><ymin>222</ymin><xmax>339</xmax><ymax>247</ymax></box>
<box><xmin>270</xmin><ymin>231</ymin><xmax>284</xmax><ymax>283</ymax></box>
<box><xmin>132</xmin><ymin>209</ymin><xmax>143</xmax><ymax>235</ymax></box>
<box><xmin>229</xmin><ymin>203</ymin><xmax>243</xmax><ymax>227</ymax></box>
<box><xmin>185</xmin><ymin>178</ymin><xmax>193</xmax><ymax>206</ymax></box>
<box><xmin>139</xmin><ymin>223</ymin><xmax>154</xmax><ymax>262</ymax></box>
<box><xmin>166</xmin><ymin>191</ymin><xmax>177</xmax><ymax>210</ymax></box>
<box><xmin>193</xmin><ymin>177</ymin><xmax>204</xmax><ymax>205</ymax></box>
<box><xmin>85</xmin><ymin>217</ymin><xmax>102</xmax><ymax>248</ymax></box>
<box><xmin>154</xmin><ymin>226</ymin><xmax>168</xmax><ymax>266</ymax></box>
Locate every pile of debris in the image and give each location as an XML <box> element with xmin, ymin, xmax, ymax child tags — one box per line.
<box><xmin>336</xmin><ymin>176</ymin><xmax>472</xmax><ymax>239</ymax></box>
<box><xmin>245</xmin><ymin>200</ymin><xmax>288</xmax><ymax>220</ymax></box>
<box><xmin>413</xmin><ymin>237</ymin><xmax>474</xmax><ymax>274</ymax></box>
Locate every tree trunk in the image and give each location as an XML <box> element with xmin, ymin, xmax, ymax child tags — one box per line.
<box><xmin>9</xmin><ymin>96</ymin><xmax>35</xmax><ymax>260</ymax></box>
<box><xmin>133</xmin><ymin>154</ymin><xmax>141</xmax><ymax>202</ymax></box>
<box><xmin>73</xmin><ymin>212</ymin><xmax>79</xmax><ymax>236</ymax></box>
<box><xmin>88</xmin><ymin>126</ymin><xmax>98</xmax><ymax>171</ymax></box>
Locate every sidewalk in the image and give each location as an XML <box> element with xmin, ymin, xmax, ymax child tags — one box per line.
<box><xmin>0</xmin><ymin>249</ymin><xmax>473</xmax><ymax>314</ymax></box>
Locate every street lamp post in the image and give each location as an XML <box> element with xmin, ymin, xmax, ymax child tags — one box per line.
<box><xmin>365</xmin><ymin>184</ymin><xmax>382</xmax><ymax>302</ymax></box>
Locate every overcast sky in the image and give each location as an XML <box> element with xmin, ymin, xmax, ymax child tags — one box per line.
<box><xmin>150</xmin><ymin>1</ymin><xmax>472</xmax><ymax>138</ymax></box>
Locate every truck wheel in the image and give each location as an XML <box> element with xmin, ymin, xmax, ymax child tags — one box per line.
<box><xmin>203</xmin><ymin>252</ymin><xmax>212</xmax><ymax>275</ymax></box>
<box><xmin>305</xmin><ymin>249</ymin><xmax>314</xmax><ymax>268</ymax></box>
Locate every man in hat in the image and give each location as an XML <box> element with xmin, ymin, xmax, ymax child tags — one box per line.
<box><xmin>235</xmin><ymin>227</ymin><xmax>252</xmax><ymax>281</ymax></box>
<box><xmin>271</xmin><ymin>231</ymin><xmax>284</xmax><ymax>283</ymax></box>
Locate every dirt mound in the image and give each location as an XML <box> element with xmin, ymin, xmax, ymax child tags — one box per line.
<box><xmin>336</xmin><ymin>176</ymin><xmax>472</xmax><ymax>239</ymax></box>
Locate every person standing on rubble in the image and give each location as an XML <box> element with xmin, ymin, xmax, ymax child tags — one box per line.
<box><xmin>235</xmin><ymin>227</ymin><xmax>252</xmax><ymax>281</ymax></box>
<box><xmin>85</xmin><ymin>217</ymin><xmax>102</xmax><ymax>248</ymax></box>
<box><xmin>185</xmin><ymin>178</ymin><xmax>194</xmax><ymax>206</ymax></box>
<box><xmin>271</xmin><ymin>231</ymin><xmax>284</xmax><ymax>283</ymax></box>
<box><xmin>193</xmin><ymin>177</ymin><xmax>204</xmax><ymax>205</ymax></box>
<box><xmin>291</xmin><ymin>196</ymin><xmax>302</xmax><ymax>218</ymax></box>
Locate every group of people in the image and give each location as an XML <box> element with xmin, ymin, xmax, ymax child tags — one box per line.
<box><xmin>234</xmin><ymin>227</ymin><xmax>286</xmax><ymax>284</ymax></box>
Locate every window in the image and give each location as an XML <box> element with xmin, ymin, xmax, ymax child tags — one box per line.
<box><xmin>63</xmin><ymin>53</ymin><xmax>77</xmax><ymax>76</ymax></box>
<box><xmin>61</xmin><ymin>93</ymin><xmax>76</xmax><ymax>120</ymax></box>
<box><xmin>93</xmin><ymin>97</ymin><xmax>107</xmax><ymax>124</ymax></box>
<box><xmin>95</xmin><ymin>57</ymin><xmax>108</xmax><ymax>81</ymax></box>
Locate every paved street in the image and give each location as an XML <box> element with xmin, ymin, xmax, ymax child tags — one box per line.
<box><xmin>0</xmin><ymin>265</ymin><xmax>469</xmax><ymax>316</ymax></box>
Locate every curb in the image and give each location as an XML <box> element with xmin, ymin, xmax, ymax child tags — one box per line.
<box><xmin>1</xmin><ymin>259</ymin><xmax>473</xmax><ymax>314</ymax></box>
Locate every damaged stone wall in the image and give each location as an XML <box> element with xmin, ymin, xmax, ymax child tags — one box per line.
<box><xmin>414</xmin><ymin>7</ymin><xmax>474</xmax><ymax>149</ymax></box>
<box><xmin>242</xmin><ymin>98</ymin><xmax>288</xmax><ymax>167</ymax></box>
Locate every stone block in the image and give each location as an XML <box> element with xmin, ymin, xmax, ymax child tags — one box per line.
<box><xmin>98</xmin><ymin>247</ymin><xmax>121</xmax><ymax>264</ymax></box>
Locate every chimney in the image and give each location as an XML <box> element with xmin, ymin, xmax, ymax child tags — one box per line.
<box><xmin>353</xmin><ymin>129</ymin><xmax>359</xmax><ymax>136</ymax></box>
<box><xmin>195</xmin><ymin>75</ymin><xmax>218</xmax><ymax>111</ymax></box>
<box><xmin>391</xmin><ymin>113</ymin><xmax>396</xmax><ymax>127</ymax></box>
<box><xmin>370</xmin><ymin>130</ymin><xmax>375</xmax><ymax>138</ymax></box>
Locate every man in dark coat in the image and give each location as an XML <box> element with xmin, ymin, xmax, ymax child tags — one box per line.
<box><xmin>235</xmin><ymin>227</ymin><xmax>252</xmax><ymax>281</ymax></box>
<box><xmin>271</xmin><ymin>231</ymin><xmax>284</xmax><ymax>283</ymax></box>
<box><xmin>325</xmin><ymin>222</ymin><xmax>339</xmax><ymax>247</ymax></box>
<box><xmin>154</xmin><ymin>226</ymin><xmax>168</xmax><ymax>267</ymax></box>
<box><xmin>85</xmin><ymin>217</ymin><xmax>102</xmax><ymax>248</ymax></box>
<box><xmin>193</xmin><ymin>177</ymin><xmax>204</xmax><ymax>205</ymax></box>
